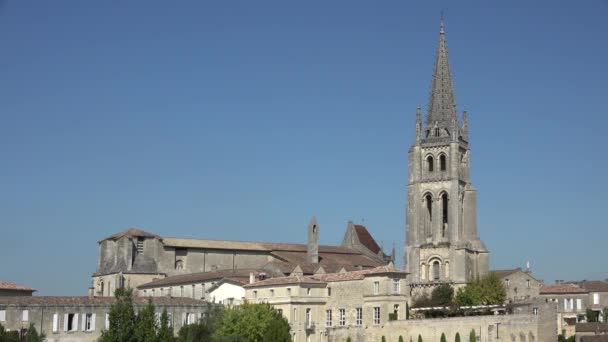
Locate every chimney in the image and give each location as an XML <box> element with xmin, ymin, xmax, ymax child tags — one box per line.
<box><xmin>307</xmin><ymin>217</ymin><xmax>319</xmax><ymax>263</ymax></box>
<box><xmin>249</xmin><ymin>272</ymin><xmax>255</xmax><ymax>284</ymax></box>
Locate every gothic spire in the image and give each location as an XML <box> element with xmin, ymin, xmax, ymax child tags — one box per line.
<box><xmin>426</xmin><ymin>18</ymin><xmax>457</xmax><ymax>126</ymax></box>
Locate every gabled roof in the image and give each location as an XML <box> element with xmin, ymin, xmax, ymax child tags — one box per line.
<box><xmin>101</xmin><ymin>228</ymin><xmax>160</xmax><ymax>242</ymax></box>
<box><xmin>540</xmin><ymin>283</ymin><xmax>588</xmax><ymax>294</ymax></box>
<box><xmin>0</xmin><ymin>296</ymin><xmax>204</xmax><ymax>306</ymax></box>
<box><xmin>0</xmin><ymin>280</ymin><xmax>35</xmax><ymax>292</ymax></box>
<box><xmin>353</xmin><ymin>225</ymin><xmax>381</xmax><ymax>254</ymax></box>
<box><xmin>491</xmin><ymin>269</ymin><xmax>521</xmax><ymax>278</ymax></box>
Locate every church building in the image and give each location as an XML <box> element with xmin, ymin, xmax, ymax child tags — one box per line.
<box><xmin>404</xmin><ymin>19</ymin><xmax>489</xmax><ymax>288</ymax></box>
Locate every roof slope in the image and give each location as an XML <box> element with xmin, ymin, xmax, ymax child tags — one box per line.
<box><xmin>573</xmin><ymin>280</ymin><xmax>608</xmax><ymax>293</ymax></box>
<box><xmin>0</xmin><ymin>296</ymin><xmax>204</xmax><ymax>306</ymax></box>
<box><xmin>540</xmin><ymin>283</ymin><xmax>588</xmax><ymax>294</ymax></box>
<box><xmin>353</xmin><ymin>225</ymin><xmax>381</xmax><ymax>254</ymax></box>
<box><xmin>137</xmin><ymin>269</ymin><xmax>270</xmax><ymax>289</ymax></box>
<box><xmin>101</xmin><ymin>228</ymin><xmax>160</xmax><ymax>242</ymax></box>
<box><xmin>0</xmin><ymin>281</ymin><xmax>35</xmax><ymax>292</ymax></box>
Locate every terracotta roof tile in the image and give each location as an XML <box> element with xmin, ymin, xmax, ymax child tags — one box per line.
<box><xmin>540</xmin><ymin>283</ymin><xmax>588</xmax><ymax>294</ymax></box>
<box><xmin>245</xmin><ymin>266</ymin><xmax>407</xmax><ymax>287</ymax></box>
<box><xmin>137</xmin><ymin>269</ymin><xmax>270</xmax><ymax>289</ymax></box>
<box><xmin>101</xmin><ymin>228</ymin><xmax>160</xmax><ymax>242</ymax></box>
<box><xmin>244</xmin><ymin>276</ymin><xmax>326</xmax><ymax>287</ymax></box>
<box><xmin>573</xmin><ymin>281</ymin><xmax>608</xmax><ymax>293</ymax></box>
<box><xmin>576</xmin><ymin>323</ymin><xmax>608</xmax><ymax>333</ymax></box>
<box><xmin>354</xmin><ymin>225</ymin><xmax>381</xmax><ymax>254</ymax></box>
<box><xmin>0</xmin><ymin>296</ymin><xmax>205</xmax><ymax>306</ymax></box>
<box><xmin>0</xmin><ymin>280</ymin><xmax>35</xmax><ymax>292</ymax></box>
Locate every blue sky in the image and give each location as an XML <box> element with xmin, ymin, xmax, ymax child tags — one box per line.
<box><xmin>0</xmin><ymin>1</ymin><xmax>606</xmax><ymax>295</ymax></box>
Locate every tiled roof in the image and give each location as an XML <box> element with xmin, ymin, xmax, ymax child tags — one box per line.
<box><xmin>580</xmin><ymin>336</ymin><xmax>608</xmax><ymax>342</ymax></box>
<box><xmin>245</xmin><ymin>266</ymin><xmax>407</xmax><ymax>287</ymax></box>
<box><xmin>574</xmin><ymin>281</ymin><xmax>608</xmax><ymax>293</ymax></box>
<box><xmin>0</xmin><ymin>280</ymin><xmax>35</xmax><ymax>292</ymax></box>
<box><xmin>354</xmin><ymin>225</ymin><xmax>381</xmax><ymax>254</ymax></box>
<box><xmin>101</xmin><ymin>228</ymin><xmax>160</xmax><ymax>242</ymax></box>
<box><xmin>540</xmin><ymin>283</ymin><xmax>588</xmax><ymax>294</ymax></box>
<box><xmin>270</xmin><ymin>250</ymin><xmax>384</xmax><ymax>268</ymax></box>
<box><xmin>492</xmin><ymin>269</ymin><xmax>522</xmax><ymax>278</ymax></box>
<box><xmin>576</xmin><ymin>323</ymin><xmax>608</xmax><ymax>333</ymax></box>
<box><xmin>0</xmin><ymin>296</ymin><xmax>205</xmax><ymax>306</ymax></box>
<box><xmin>137</xmin><ymin>269</ymin><xmax>269</xmax><ymax>289</ymax></box>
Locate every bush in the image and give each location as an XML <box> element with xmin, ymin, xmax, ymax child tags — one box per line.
<box><xmin>455</xmin><ymin>332</ymin><xmax>461</xmax><ymax>342</ymax></box>
<box><xmin>587</xmin><ymin>309</ymin><xmax>599</xmax><ymax>322</ymax></box>
<box><xmin>432</xmin><ymin>284</ymin><xmax>454</xmax><ymax>306</ymax></box>
<box><xmin>456</xmin><ymin>273</ymin><xmax>507</xmax><ymax>306</ymax></box>
<box><xmin>389</xmin><ymin>313</ymin><xmax>397</xmax><ymax>321</ymax></box>
<box><xmin>418</xmin><ymin>334</ymin><xmax>423</xmax><ymax>342</ymax></box>
<box><xmin>346</xmin><ymin>338</ymin><xmax>352</xmax><ymax>342</ymax></box>
<box><xmin>441</xmin><ymin>333</ymin><xmax>447</xmax><ymax>342</ymax></box>
<box><xmin>469</xmin><ymin>329</ymin><xmax>476</xmax><ymax>342</ymax></box>
<box><xmin>399</xmin><ymin>336</ymin><xmax>404</xmax><ymax>342</ymax></box>
<box><xmin>382</xmin><ymin>337</ymin><xmax>387</xmax><ymax>342</ymax></box>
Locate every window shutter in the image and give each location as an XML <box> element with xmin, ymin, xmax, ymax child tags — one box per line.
<box><xmin>0</xmin><ymin>310</ymin><xmax>5</xmax><ymax>322</ymax></box>
<box><xmin>182</xmin><ymin>312</ymin><xmax>187</xmax><ymax>325</ymax></box>
<box><xmin>64</xmin><ymin>314</ymin><xmax>69</xmax><ymax>331</ymax></box>
<box><xmin>82</xmin><ymin>314</ymin><xmax>86</xmax><ymax>331</ymax></box>
<box><xmin>73</xmin><ymin>314</ymin><xmax>79</xmax><ymax>332</ymax></box>
<box><xmin>105</xmin><ymin>313</ymin><xmax>109</xmax><ymax>329</ymax></box>
<box><xmin>577</xmin><ymin>299</ymin><xmax>582</xmax><ymax>310</ymax></box>
<box><xmin>52</xmin><ymin>314</ymin><xmax>58</xmax><ymax>332</ymax></box>
<box><xmin>22</xmin><ymin>310</ymin><xmax>29</xmax><ymax>321</ymax></box>
<box><xmin>91</xmin><ymin>314</ymin><xmax>96</xmax><ymax>331</ymax></box>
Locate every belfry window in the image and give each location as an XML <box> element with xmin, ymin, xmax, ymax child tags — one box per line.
<box><xmin>441</xmin><ymin>193</ymin><xmax>448</xmax><ymax>237</ymax></box>
<box><xmin>427</xmin><ymin>156</ymin><xmax>434</xmax><ymax>172</ymax></box>
<box><xmin>440</xmin><ymin>155</ymin><xmax>447</xmax><ymax>171</ymax></box>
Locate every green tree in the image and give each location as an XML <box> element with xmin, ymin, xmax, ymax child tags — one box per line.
<box><xmin>455</xmin><ymin>281</ymin><xmax>482</xmax><ymax>306</ymax></box>
<box><xmin>479</xmin><ymin>273</ymin><xmax>506</xmax><ymax>304</ymax></box>
<box><xmin>158</xmin><ymin>308</ymin><xmax>175</xmax><ymax>342</ymax></box>
<box><xmin>99</xmin><ymin>287</ymin><xmax>136</xmax><ymax>342</ymax></box>
<box><xmin>418</xmin><ymin>334</ymin><xmax>423</xmax><ymax>342</ymax></box>
<box><xmin>440</xmin><ymin>333</ymin><xmax>447</xmax><ymax>342</ymax></box>
<box><xmin>134</xmin><ymin>299</ymin><xmax>157</xmax><ymax>342</ymax></box>
<box><xmin>0</xmin><ymin>323</ymin><xmax>19</xmax><ymax>342</ymax></box>
<box><xmin>346</xmin><ymin>338</ymin><xmax>352</xmax><ymax>342</ymax></box>
<box><xmin>455</xmin><ymin>332</ymin><xmax>461</xmax><ymax>342</ymax></box>
<box><xmin>211</xmin><ymin>302</ymin><xmax>289</xmax><ymax>342</ymax></box>
<box><xmin>399</xmin><ymin>336</ymin><xmax>404</xmax><ymax>342</ymax></box>
<box><xmin>469</xmin><ymin>329</ymin><xmax>476</xmax><ymax>342</ymax></box>
<box><xmin>587</xmin><ymin>309</ymin><xmax>599</xmax><ymax>322</ymax></box>
<box><xmin>432</xmin><ymin>284</ymin><xmax>454</xmax><ymax>306</ymax></box>
<box><xmin>24</xmin><ymin>324</ymin><xmax>46</xmax><ymax>342</ymax></box>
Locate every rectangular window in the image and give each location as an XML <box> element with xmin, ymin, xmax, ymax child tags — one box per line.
<box><xmin>287</xmin><ymin>288</ymin><xmax>292</xmax><ymax>296</ymax></box>
<box><xmin>356</xmin><ymin>308</ymin><xmax>363</xmax><ymax>326</ymax></box>
<box><xmin>373</xmin><ymin>307</ymin><xmax>380</xmax><ymax>325</ymax></box>
<box><xmin>52</xmin><ymin>313</ymin><xmax>59</xmax><ymax>333</ymax></box>
<box><xmin>327</xmin><ymin>287</ymin><xmax>331</xmax><ymax>296</ymax></box>
<box><xmin>270</xmin><ymin>289</ymin><xmax>275</xmax><ymax>297</ymax></box>
<box><xmin>577</xmin><ymin>298</ymin><xmax>583</xmax><ymax>311</ymax></box>
<box><xmin>505</xmin><ymin>279</ymin><xmax>510</xmax><ymax>288</ymax></box>
<box><xmin>305</xmin><ymin>308</ymin><xmax>311</xmax><ymax>328</ymax></box>
<box><xmin>253</xmin><ymin>290</ymin><xmax>257</xmax><ymax>299</ymax></box>
<box><xmin>293</xmin><ymin>308</ymin><xmax>297</xmax><ymax>322</ymax></box>
<box><xmin>0</xmin><ymin>310</ymin><xmax>5</xmax><ymax>322</ymax></box>
<box><xmin>339</xmin><ymin>309</ymin><xmax>345</xmax><ymax>326</ymax></box>
<box><xmin>64</xmin><ymin>313</ymin><xmax>78</xmax><ymax>332</ymax></box>
<box><xmin>180</xmin><ymin>286</ymin><xmax>184</xmax><ymax>297</ymax></box>
<box><xmin>594</xmin><ymin>293</ymin><xmax>600</xmax><ymax>305</ymax></box>
<box><xmin>105</xmin><ymin>313</ymin><xmax>110</xmax><ymax>329</ymax></box>
<box><xmin>22</xmin><ymin>310</ymin><xmax>29</xmax><ymax>322</ymax></box>
<box><xmin>526</xmin><ymin>279</ymin><xmax>531</xmax><ymax>289</ymax></box>
<box><xmin>373</xmin><ymin>281</ymin><xmax>379</xmax><ymax>295</ymax></box>
<box><xmin>84</xmin><ymin>313</ymin><xmax>95</xmax><ymax>331</ymax></box>
<box><xmin>307</xmin><ymin>288</ymin><xmax>311</xmax><ymax>296</ymax></box>
<box><xmin>533</xmin><ymin>307</ymin><xmax>539</xmax><ymax>315</ymax></box>
<box><xmin>393</xmin><ymin>279</ymin><xmax>400</xmax><ymax>294</ymax></box>
<box><xmin>325</xmin><ymin>309</ymin><xmax>332</xmax><ymax>327</ymax></box>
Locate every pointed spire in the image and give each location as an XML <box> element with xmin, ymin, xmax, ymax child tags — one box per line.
<box><xmin>415</xmin><ymin>106</ymin><xmax>422</xmax><ymax>143</ymax></box>
<box><xmin>426</xmin><ymin>18</ymin><xmax>457</xmax><ymax>127</ymax></box>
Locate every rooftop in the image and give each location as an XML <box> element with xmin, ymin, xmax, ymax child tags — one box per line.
<box><xmin>540</xmin><ymin>283</ymin><xmax>588</xmax><ymax>294</ymax></box>
<box><xmin>0</xmin><ymin>280</ymin><xmax>36</xmax><ymax>292</ymax></box>
<box><xmin>0</xmin><ymin>296</ymin><xmax>205</xmax><ymax>306</ymax></box>
<box><xmin>137</xmin><ymin>269</ymin><xmax>270</xmax><ymax>289</ymax></box>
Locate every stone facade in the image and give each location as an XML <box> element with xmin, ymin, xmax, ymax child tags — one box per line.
<box><xmin>494</xmin><ymin>269</ymin><xmax>543</xmax><ymax>303</ymax></box>
<box><xmin>92</xmin><ymin>221</ymin><xmax>390</xmax><ymax>296</ymax></box>
<box><xmin>404</xmin><ymin>20</ymin><xmax>488</xmax><ymax>288</ymax></box>
<box><xmin>540</xmin><ymin>283</ymin><xmax>590</xmax><ymax>337</ymax></box>
<box><xmin>0</xmin><ymin>296</ymin><xmax>206</xmax><ymax>342</ymax></box>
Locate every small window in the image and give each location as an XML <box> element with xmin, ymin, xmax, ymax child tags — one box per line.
<box><xmin>270</xmin><ymin>289</ymin><xmax>275</xmax><ymax>297</ymax></box>
<box><xmin>325</xmin><ymin>309</ymin><xmax>332</xmax><ymax>327</ymax></box>
<box><xmin>85</xmin><ymin>313</ymin><xmax>95</xmax><ymax>332</ymax></box>
<box><xmin>505</xmin><ymin>279</ymin><xmax>510</xmax><ymax>288</ymax></box>
<box><xmin>305</xmin><ymin>308</ymin><xmax>311</xmax><ymax>328</ymax></box>
<box><xmin>0</xmin><ymin>310</ymin><xmax>5</xmax><ymax>322</ymax></box>
<box><xmin>253</xmin><ymin>290</ymin><xmax>257</xmax><ymax>299</ymax></box>
<box><xmin>307</xmin><ymin>288</ymin><xmax>311</xmax><ymax>296</ymax></box>
<box><xmin>393</xmin><ymin>279</ymin><xmax>400</xmax><ymax>294</ymax></box>
<box><xmin>532</xmin><ymin>307</ymin><xmax>539</xmax><ymax>315</ymax></box>
<box><xmin>373</xmin><ymin>281</ymin><xmax>380</xmax><ymax>295</ymax></box>
<box><xmin>192</xmin><ymin>285</ymin><xmax>196</xmax><ymax>299</ymax></box>
<box><xmin>65</xmin><ymin>313</ymin><xmax>78</xmax><ymax>332</ymax></box>
<box><xmin>278</xmin><ymin>309</ymin><xmax>283</xmax><ymax>316</ymax></box>
<box><xmin>356</xmin><ymin>308</ymin><xmax>363</xmax><ymax>326</ymax></box>
<box><xmin>593</xmin><ymin>293</ymin><xmax>600</xmax><ymax>305</ymax></box>
<box><xmin>339</xmin><ymin>309</ymin><xmax>346</xmax><ymax>326</ymax></box>
<box><xmin>526</xmin><ymin>279</ymin><xmax>531</xmax><ymax>289</ymax></box>
<box><xmin>393</xmin><ymin>304</ymin><xmax>399</xmax><ymax>320</ymax></box>
<box><xmin>373</xmin><ymin>307</ymin><xmax>381</xmax><ymax>325</ymax></box>
<box><xmin>327</xmin><ymin>287</ymin><xmax>331</xmax><ymax>296</ymax></box>
<box><xmin>440</xmin><ymin>155</ymin><xmax>447</xmax><ymax>171</ymax></box>
<box><xmin>22</xmin><ymin>310</ymin><xmax>29</xmax><ymax>322</ymax></box>
<box><xmin>105</xmin><ymin>313</ymin><xmax>110</xmax><ymax>329</ymax></box>
<box><xmin>287</xmin><ymin>288</ymin><xmax>292</xmax><ymax>296</ymax></box>
<box><xmin>427</xmin><ymin>156</ymin><xmax>434</xmax><ymax>172</ymax></box>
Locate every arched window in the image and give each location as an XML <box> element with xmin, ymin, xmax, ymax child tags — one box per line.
<box><xmin>427</xmin><ymin>156</ymin><xmax>434</xmax><ymax>172</ymax></box>
<box><xmin>440</xmin><ymin>155</ymin><xmax>447</xmax><ymax>171</ymax></box>
<box><xmin>100</xmin><ymin>281</ymin><xmax>104</xmax><ymax>296</ymax></box>
<box><xmin>441</xmin><ymin>193</ymin><xmax>448</xmax><ymax>238</ymax></box>
<box><xmin>425</xmin><ymin>194</ymin><xmax>433</xmax><ymax>237</ymax></box>
<box><xmin>432</xmin><ymin>260</ymin><xmax>441</xmax><ymax>281</ymax></box>
<box><xmin>175</xmin><ymin>260</ymin><xmax>184</xmax><ymax>270</ymax></box>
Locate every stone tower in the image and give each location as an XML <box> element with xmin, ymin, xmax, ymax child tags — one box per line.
<box><xmin>404</xmin><ymin>20</ymin><xmax>489</xmax><ymax>286</ymax></box>
<box><xmin>307</xmin><ymin>217</ymin><xmax>319</xmax><ymax>263</ymax></box>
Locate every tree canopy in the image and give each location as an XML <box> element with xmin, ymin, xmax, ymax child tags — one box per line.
<box><xmin>455</xmin><ymin>273</ymin><xmax>506</xmax><ymax>306</ymax></box>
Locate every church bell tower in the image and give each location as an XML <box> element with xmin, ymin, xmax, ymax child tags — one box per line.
<box><xmin>404</xmin><ymin>20</ymin><xmax>489</xmax><ymax>286</ymax></box>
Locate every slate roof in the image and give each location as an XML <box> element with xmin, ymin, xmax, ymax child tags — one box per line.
<box><xmin>0</xmin><ymin>296</ymin><xmax>205</xmax><ymax>306</ymax></box>
<box><xmin>540</xmin><ymin>283</ymin><xmax>588</xmax><ymax>294</ymax></box>
<box><xmin>101</xmin><ymin>228</ymin><xmax>160</xmax><ymax>242</ymax></box>
<box><xmin>576</xmin><ymin>323</ymin><xmax>608</xmax><ymax>333</ymax></box>
<box><xmin>137</xmin><ymin>269</ymin><xmax>269</xmax><ymax>289</ymax></box>
<box><xmin>353</xmin><ymin>224</ymin><xmax>381</xmax><ymax>254</ymax></box>
<box><xmin>0</xmin><ymin>281</ymin><xmax>35</xmax><ymax>292</ymax></box>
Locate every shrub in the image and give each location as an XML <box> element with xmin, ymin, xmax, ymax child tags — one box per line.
<box><xmin>432</xmin><ymin>284</ymin><xmax>454</xmax><ymax>306</ymax></box>
<box><xmin>469</xmin><ymin>329</ymin><xmax>476</xmax><ymax>342</ymax></box>
<box><xmin>389</xmin><ymin>313</ymin><xmax>397</xmax><ymax>321</ymax></box>
<box><xmin>441</xmin><ymin>333</ymin><xmax>447</xmax><ymax>342</ymax></box>
<box><xmin>455</xmin><ymin>332</ymin><xmax>461</xmax><ymax>342</ymax></box>
<box><xmin>418</xmin><ymin>334</ymin><xmax>423</xmax><ymax>342</ymax></box>
<box><xmin>382</xmin><ymin>337</ymin><xmax>387</xmax><ymax>342</ymax></box>
<box><xmin>399</xmin><ymin>336</ymin><xmax>404</xmax><ymax>342</ymax></box>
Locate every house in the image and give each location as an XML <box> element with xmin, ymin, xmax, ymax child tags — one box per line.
<box><xmin>492</xmin><ymin>268</ymin><xmax>542</xmax><ymax>303</ymax></box>
<box><xmin>540</xmin><ymin>283</ymin><xmax>589</xmax><ymax>337</ymax></box>
<box><xmin>0</xmin><ymin>281</ymin><xmax>36</xmax><ymax>297</ymax></box>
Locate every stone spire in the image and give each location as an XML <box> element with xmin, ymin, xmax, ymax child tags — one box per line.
<box><xmin>426</xmin><ymin>19</ymin><xmax>457</xmax><ymax>126</ymax></box>
<box><xmin>307</xmin><ymin>217</ymin><xmax>319</xmax><ymax>263</ymax></box>
<box><xmin>415</xmin><ymin>106</ymin><xmax>422</xmax><ymax>143</ymax></box>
